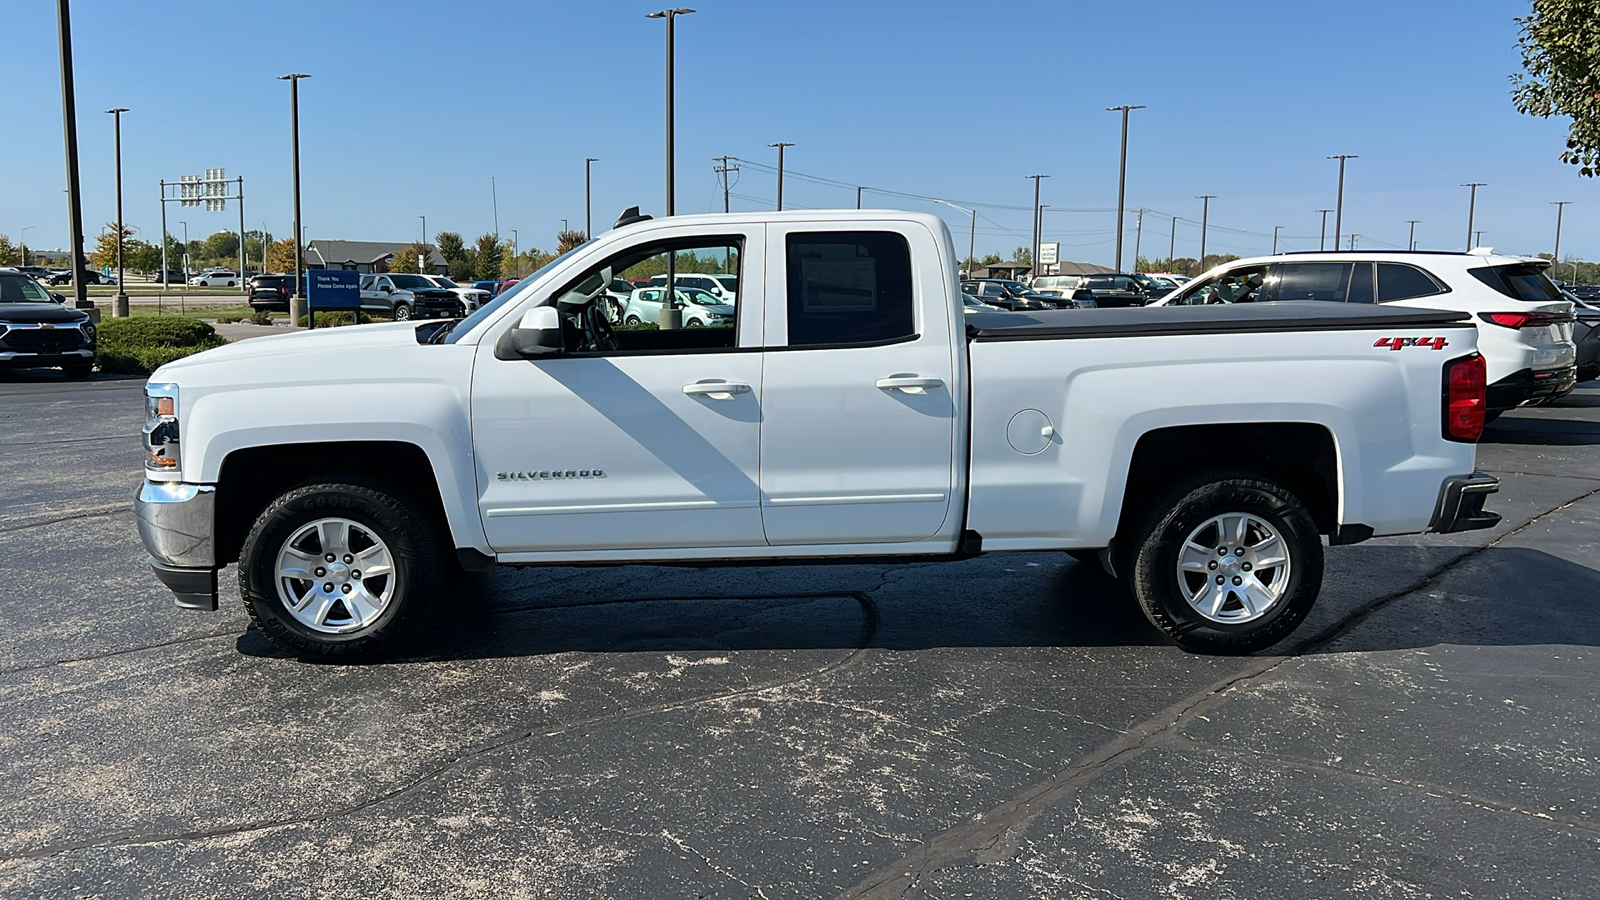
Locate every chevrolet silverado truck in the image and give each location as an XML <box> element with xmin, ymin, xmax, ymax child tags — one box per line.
<box><xmin>134</xmin><ymin>209</ymin><xmax>1500</xmax><ymax>662</ymax></box>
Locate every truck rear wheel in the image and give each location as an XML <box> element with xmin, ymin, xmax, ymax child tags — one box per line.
<box><xmin>239</xmin><ymin>477</ymin><xmax>445</xmax><ymax>662</ymax></box>
<box><xmin>1128</xmin><ymin>473</ymin><xmax>1322</xmax><ymax>655</ymax></box>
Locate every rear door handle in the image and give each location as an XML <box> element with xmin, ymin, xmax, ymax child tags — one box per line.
<box><xmin>875</xmin><ymin>376</ymin><xmax>944</xmax><ymax>393</ymax></box>
<box><xmin>683</xmin><ymin>381</ymin><xmax>752</xmax><ymax>399</ymax></box>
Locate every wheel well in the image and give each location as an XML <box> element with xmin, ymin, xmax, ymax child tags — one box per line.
<box><xmin>214</xmin><ymin>441</ymin><xmax>449</xmax><ymax>566</ymax></box>
<box><xmin>1117</xmin><ymin>423</ymin><xmax>1339</xmax><ymax>539</ymax></box>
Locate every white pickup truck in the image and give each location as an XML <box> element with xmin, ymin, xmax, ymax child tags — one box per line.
<box><xmin>135</xmin><ymin>209</ymin><xmax>1501</xmax><ymax>662</ymax></box>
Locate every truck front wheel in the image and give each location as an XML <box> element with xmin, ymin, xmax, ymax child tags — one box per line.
<box><xmin>239</xmin><ymin>478</ymin><xmax>445</xmax><ymax>662</ymax></box>
<box><xmin>1128</xmin><ymin>473</ymin><xmax>1322</xmax><ymax>655</ymax></box>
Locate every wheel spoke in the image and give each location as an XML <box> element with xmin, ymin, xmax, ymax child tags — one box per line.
<box><xmin>1207</xmin><ymin>584</ymin><xmax>1231</xmax><ymax>618</ymax></box>
<box><xmin>356</xmin><ymin>543</ymin><xmax>393</xmax><ymax>578</ymax></box>
<box><xmin>290</xmin><ymin>582</ymin><xmax>318</xmax><ymax>612</ymax></box>
<box><xmin>318</xmin><ymin>520</ymin><xmax>350</xmax><ymax>557</ymax></box>
<box><xmin>344</xmin><ymin>586</ymin><xmax>384</xmax><ymax>625</ymax></box>
<box><xmin>308</xmin><ymin>592</ymin><xmax>338</xmax><ymax>627</ymax></box>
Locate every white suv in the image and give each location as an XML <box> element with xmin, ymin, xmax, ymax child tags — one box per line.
<box><xmin>1151</xmin><ymin>250</ymin><xmax>1577</xmax><ymax>416</ymax></box>
<box><xmin>189</xmin><ymin>270</ymin><xmax>239</xmax><ymax>287</ymax></box>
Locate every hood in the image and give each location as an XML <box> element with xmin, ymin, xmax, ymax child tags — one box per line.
<box><xmin>0</xmin><ymin>302</ymin><xmax>89</xmax><ymax>324</ymax></box>
<box><xmin>693</xmin><ymin>302</ymin><xmax>736</xmax><ymax>316</ymax></box>
<box><xmin>153</xmin><ymin>321</ymin><xmax>426</xmax><ymax>377</ymax></box>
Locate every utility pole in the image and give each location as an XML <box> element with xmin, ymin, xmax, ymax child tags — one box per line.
<box><xmin>1349</xmin><ymin>233</ymin><xmax>1359</xmax><ymax>251</ymax></box>
<box><xmin>856</xmin><ymin>186</ymin><xmax>863</xmax><ymax>209</ymax></box>
<box><xmin>769</xmin><ymin>142</ymin><xmax>794</xmax><ymax>210</ymax></box>
<box><xmin>1272</xmin><ymin>225</ymin><xmax>1281</xmax><ymax>256</ymax></box>
<box><xmin>491</xmin><ymin>176</ymin><xmax>499</xmax><ymax>237</ymax></box>
<box><xmin>418</xmin><ymin>215</ymin><xmax>426</xmax><ymax>272</ymax></box>
<box><xmin>1462</xmin><ymin>182</ymin><xmax>1486</xmax><ymax>250</ymax></box>
<box><xmin>648</xmin><ymin>8</ymin><xmax>694</xmax><ymax>216</ymax></box>
<box><xmin>106</xmin><ymin>107</ymin><xmax>129</xmax><ymax>317</ymax></box>
<box><xmin>1405</xmin><ymin>219</ymin><xmax>1420</xmax><ymax>251</ymax></box>
<box><xmin>1169</xmin><ymin>216</ymin><xmax>1180</xmax><ymax>266</ymax></box>
<box><xmin>713</xmin><ymin>156</ymin><xmax>738</xmax><ymax>213</ymax></box>
<box><xmin>1196</xmin><ymin>195</ymin><xmax>1216</xmax><ymax>274</ymax></box>
<box><xmin>1551</xmin><ymin>201</ymin><xmax>1572</xmax><ymax>277</ymax></box>
<box><xmin>278</xmin><ymin>73</ymin><xmax>309</xmax><ymax>323</ymax></box>
<box><xmin>1317</xmin><ymin>209</ymin><xmax>1333</xmax><ymax>252</ymax></box>
<box><xmin>1327</xmin><ymin>154</ymin><xmax>1357</xmax><ymax>249</ymax></box>
<box><xmin>1106</xmin><ymin>104</ymin><xmax>1144</xmax><ymax>272</ymax></box>
<box><xmin>1133</xmin><ymin>208</ymin><xmax>1146</xmax><ymax>271</ymax></box>
<box><xmin>585</xmin><ymin>157</ymin><xmax>598</xmax><ymax>236</ymax></box>
<box><xmin>1026</xmin><ymin>174</ymin><xmax>1049</xmax><ymax>273</ymax></box>
<box><xmin>1474</xmin><ymin>230</ymin><xmax>1485</xmax><ymax>248</ymax></box>
<box><xmin>56</xmin><ymin>0</ymin><xmax>89</xmax><ymax>311</ymax></box>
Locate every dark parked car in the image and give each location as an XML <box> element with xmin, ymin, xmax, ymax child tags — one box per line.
<box><xmin>0</xmin><ymin>271</ymin><xmax>96</xmax><ymax>378</ymax></box>
<box><xmin>1032</xmin><ymin>273</ymin><xmax>1149</xmax><ymax>308</ymax></box>
<box><xmin>961</xmin><ymin>279</ymin><xmax>1057</xmax><ymax>311</ymax></box>
<box><xmin>14</xmin><ymin>266</ymin><xmax>52</xmax><ymax>281</ymax></box>
<box><xmin>45</xmin><ymin>268</ymin><xmax>108</xmax><ymax>286</ymax></box>
<box><xmin>248</xmin><ymin>274</ymin><xmax>294</xmax><ymax>312</ymax></box>
<box><xmin>1570</xmin><ymin>294</ymin><xmax>1600</xmax><ymax>382</ymax></box>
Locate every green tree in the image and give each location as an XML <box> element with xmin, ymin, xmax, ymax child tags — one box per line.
<box><xmin>389</xmin><ymin>246</ymin><xmax>421</xmax><ymax>275</ymax></box>
<box><xmin>980</xmin><ymin>252</ymin><xmax>1002</xmax><ymax>266</ymax></box>
<box><xmin>1512</xmin><ymin>0</ymin><xmax>1600</xmax><ymax>176</ymax></box>
<box><xmin>1013</xmin><ymin>246</ymin><xmax>1032</xmax><ymax>266</ymax></box>
<box><xmin>91</xmin><ymin>223</ymin><xmax>135</xmax><ymax>269</ymax></box>
<box><xmin>474</xmin><ymin>233</ymin><xmax>504</xmax><ymax>280</ymax></box>
<box><xmin>556</xmin><ymin>229</ymin><xmax>588</xmax><ymax>254</ymax></box>
<box><xmin>204</xmin><ymin>230</ymin><xmax>240</xmax><ymax>261</ymax></box>
<box><xmin>436</xmin><ymin>231</ymin><xmax>467</xmax><ymax>264</ymax></box>
<box><xmin>266</xmin><ymin>237</ymin><xmax>299</xmax><ymax>274</ymax></box>
<box><xmin>0</xmin><ymin>234</ymin><xmax>18</xmax><ymax>266</ymax></box>
<box><xmin>129</xmin><ymin>240</ymin><xmax>162</xmax><ymax>273</ymax></box>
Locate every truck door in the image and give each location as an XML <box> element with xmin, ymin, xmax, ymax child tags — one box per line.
<box><xmin>470</xmin><ymin>228</ymin><xmax>765</xmax><ymax>555</ymax></box>
<box><xmin>758</xmin><ymin>225</ymin><xmax>960</xmax><ymax>546</ymax></box>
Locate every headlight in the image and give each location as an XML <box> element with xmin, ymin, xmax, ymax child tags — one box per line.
<box><xmin>143</xmin><ymin>382</ymin><xmax>181</xmax><ymax>477</ymax></box>
<box><xmin>79</xmin><ymin>320</ymin><xmax>96</xmax><ymax>342</ymax></box>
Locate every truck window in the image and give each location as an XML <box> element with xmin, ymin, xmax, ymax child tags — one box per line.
<box><xmin>1170</xmin><ymin>265</ymin><xmax>1269</xmax><ymax>305</ymax></box>
<box><xmin>785</xmin><ymin>231</ymin><xmax>915</xmax><ymax>346</ymax></box>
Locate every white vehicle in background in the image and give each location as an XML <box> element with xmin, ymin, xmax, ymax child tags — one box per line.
<box><xmin>646</xmin><ymin>272</ymin><xmax>739</xmax><ymax>305</ymax></box>
<box><xmin>424</xmin><ymin>275</ymin><xmax>493</xmax><ymax>312</ymax></box>
<box><xmin>189</xmin><ymin>270</ymin><xmax>239</xmax><ymax>287</ymax></box>
<box><xmin>1150</xmin><ymin>250</ymin><xmax>1578</xmax><ymax>418</ymax></box>
<box><xmin>621</xmin><ymin>285</ymin><xmax>735</xmax><ymax>328</ymax></box>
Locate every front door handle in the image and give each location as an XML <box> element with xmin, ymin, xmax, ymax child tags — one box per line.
<box><xmin>683</xmin><ymin>381</ymin><xmax>752</xmax><ymax>399</ymax></box>
<box><xmin>875</xmin><ymin>375</ymin><xmax>944</xmax><ymax>393</ymax></box>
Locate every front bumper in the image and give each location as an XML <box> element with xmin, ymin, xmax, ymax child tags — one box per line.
<box><xmin>0</xmin><ymin>348</ymin><xmax>94</xmax><ymax>369</ymax></box>
<box><xmin>1428</xmin><ymin>473</ymin><xmax>1501</xmax><ymax>534</ymax></box>
<box><xmin>1486</xmin><ymin>366</ymin><xmax>1577</xmax><ymax>411</ymax></box>
<box><xmin>134</xmin><ymin>481</ymin><xmax>220</xmax><ymax>610</ymax></box>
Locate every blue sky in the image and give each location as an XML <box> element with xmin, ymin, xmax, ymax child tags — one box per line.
<box><xmin>5</xmin><ymin>0</ymin><xmax>1593</xmax><ymax>266</ymax></box>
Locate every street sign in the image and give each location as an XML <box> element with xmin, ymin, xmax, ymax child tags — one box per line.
<box><xmin>1039</xmin><ymin>242</ymin><xmax>1060</xmax><ymax>266</ymax></box>
<box><xmin>306</xmin><ymin>269</ymin><xmax>361</xmax><ymax>310</ymax></box>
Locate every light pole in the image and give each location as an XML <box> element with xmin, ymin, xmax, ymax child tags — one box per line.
<box><xmin>1461</xmin><ymin>182</ymin><xmax>1486</xmax><ymax>250</ymax></box>
<box><xmin>511</xmin><ymin>229</ymin><xmax>518</xmax><ymax>262</ymax></box>
<box><xmin>1406</xmin><ymin>219</ymin><xmax>1421</xmax><ymax>251</ymax></box>
<box><xmin>106</xmin><ymin>107</ymin><xmax>129</xmax><ymax>316</ymax></box>
<box><xmin>585</xmin><ymin>157</ymin><xmax>598</xmax><ymax>236</ymax></box>
<box><xmin>1106</xmin><ymin>104</ymin><xmax>1144</xmax><ymax>272</ymax></box>
<box><xmin>647</xmin><ymin>8</ymin><xmax>694</xmax><ymax>216</ymax></box>
<box><xmin>1169</xmin><ymin>216</ymin><xmax>1179</xmax><ymax>266</ymax></box>
<box><xmin>1475</xmin><ymin>230</ymin><xmax>1485</xmax><ymax>249</ymax></box>
<box><xmin>1272</xmin><ymin>225</ymin><xmax>1282</xmax><ymax>256</ymax></box>
<box><xmin>857</xmin><ymin>186</ymin><xmax>864</xmax><ymax>209</ymax></box>
<box><xmin>55</xmin><ymin>0</ymin><xmax>89</xmax><ymax>310</ymax></box>
<box><xmin>279</xmin><ymin>73</ymin><xmax>310</xmax><ymax>323</ymax></box>
<box><xmin>1196</xmin><ymin>195</ymin><xmax>1216</xmax><ymax>274</ymax></box>
<box><xmin>1133</xmin><ymin>208</ymin><xmax>1146</xmax><ymax>270</ymax></box>
<box><xmin>936</xmin><ymin>200</ymin><xmax>977</xmax><ymax>278</ymax></box>
<box><xmin>1027</xmin><ymin>174</ymin><xmax>1048</xmax><ymax>273</ymax></box>
<box><xmin>1317</xmin><ymin>209</ymin><xmax>1332</xmax><ymax>251</ymax></box>
<box><xmin>418</xmin><ymin>215</ymin><xmax>427</xmax><ymax>272</ymax></box>
<box><xmin>769</xmin><ymin>142</ymin><xmax>794</xmax><ymax>210</ymax></box>
<box><xmin>19</xmin><ymin>226</ymin><xmax>34</xmax><ymax>264</ymax></box>
<box><xmin>1551</xmin><ymin>201</ymin><xmax>1572</xmax><ymax>277</ymax></box>
<box><xmin>1327</xmin><ymin>155</ymin><xmax>1357</xmax><ymax>250</ymax></box>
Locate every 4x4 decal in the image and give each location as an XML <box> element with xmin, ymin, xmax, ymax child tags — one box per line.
<box><xmin>1374</xmin><ymin>336</ymin><xmax>1449</xmax><ymax>351</ymax></box>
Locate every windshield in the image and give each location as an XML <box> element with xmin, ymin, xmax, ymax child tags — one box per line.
<box><xmin>714</xmin><ymin>275</ymin><xmax>739</xmax><ymax>293</ymax></box>
<box><xmin>998</xmin><ymin>280</ymin><xmax>1030</xmax><ymax>294</ymax></box>
<box><xmin>430</xmin><ymin>276</ymin><xmax>461</xmax><ymax>288</ymax></box>
<box><xmin>678</xmin><ymin>288</ymin><xmax>721</xmax><ymax>307</ymax></box>
<box><xmin>0</xmin><ymin>274</ymin><xmax>55</xmax><ymax>303</ymax></box>
<box><xmin>443</xmin><ymin>243</ymin><xmax>590</xmax><ymax>344</ymax></box>
<box><xmin>1030</xmin><ymin>276</ymin><xmax>1074</xmax><ymax>291</ymax></box>
<box><xmin>389</xmin><ymin>274</ymin><xmax>434</xmax><ymax>289</ymax></box>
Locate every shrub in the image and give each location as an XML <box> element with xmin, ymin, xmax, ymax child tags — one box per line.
<box><xmin>96</xmin><ymin>317</ymin><xmax>228</xmax><ymax>375</ymax></box>
<box><xmin>294</xmin><ymin>311</ymin><xmax>390</xmax><ymax>327</ymax></box>
<box><xmin>251</xmin><ymin>310</ymin><xmax>272</xmax><ymax>326</ymax></box>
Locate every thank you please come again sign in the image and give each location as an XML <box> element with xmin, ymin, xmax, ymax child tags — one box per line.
<box><xmin>306</xmin><ymin>270</ymin><xmax>361</xmax><ymax>310</ymax></box>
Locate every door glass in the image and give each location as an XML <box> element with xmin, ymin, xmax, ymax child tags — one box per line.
<box><xmin>785</xmin><ymin>231</ymin><xmax>915</xmax><ymax>346</ymax></box>
<box><xmin>1377</xmin><ymin>263</ymin><xmax>1444</xmax><ymax>302</ymax></box>
<box><xmin>1347</xmin><ymin>262</ymin><xmax>1375</xmax><ymax>303</ymax></box>
<box><xmin>551</xmin><ymin>238</ymin><xmax>743</xmax><ymax>352</ymax></box>
<box><xmin>1272</xmin><ymin>263</ymin><xmax>1352</xmax><ymax>302</ymax></box>
<box><xmin>1171</xmin><ymin>265</ymin><xmax>1269</xmax><ymax>304</ymax></box>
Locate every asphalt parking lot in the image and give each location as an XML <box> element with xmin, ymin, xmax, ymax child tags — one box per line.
<box><xmin>1</xmin><ymin>368</ymin><xmax>1597</xmax><ymax>899</ymax></box>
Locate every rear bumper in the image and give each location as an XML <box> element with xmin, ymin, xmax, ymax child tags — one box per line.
<box><xmin>134</xmin><ymin>481</ymin><xmax>220</xmax><ymax>609</ymax></box>
<box><xmin>1428</xmin><ymin>473</ymin><xmax>1501</xmax><ymax>534</ymax></box>
<box><xmin>1487</xmin><ymin>366</ymin><xmax>1577</xmax><ymax>411</ymax></box>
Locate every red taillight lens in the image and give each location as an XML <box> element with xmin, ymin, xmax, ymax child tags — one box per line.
<box><xmin>1480</xmin><ymin>312</ymin><xmax>1532</xmax><ymax>329</ymax></box>
<box><xmin>1444</xmin><ymin>354</ymin><xmax>1487</xmax><ymax>442</ymax></box>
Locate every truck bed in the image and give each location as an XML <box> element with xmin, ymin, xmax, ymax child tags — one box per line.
<box><xmin>966</xmin><ymin>300</ymin><xmax>1470</xmax><ymax>341</ymax></box>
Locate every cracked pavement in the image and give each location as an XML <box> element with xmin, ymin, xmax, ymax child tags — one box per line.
<box><xmin>1</xmin><ymin>367</ymin><xmax>1598</xmax><ymax>899</ymax></box>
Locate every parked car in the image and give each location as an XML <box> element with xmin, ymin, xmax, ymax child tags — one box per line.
<box><xmin>960</xmin><ymin>279</ymin><xmax>1057</xmax><ymax>311</ymax></box>
<box><xmin>1569</xmin><ymin>293</ymin><xmax>1600</xmax><ymax>382</ymax></box>
<box><xmin>1151</xmin><ymin>250</ymin><xmax>1578</xmax><ymax>417</ymax></box>
<box><xmin>621</xmin><ymin>286</ymin><xmax>735</xmax><ymax>328</ymax></box>
<box><xmin>0</xmin><ymin>270</ymin><xmax>95</xmax><ymax>378</ymax></box>
<box><xmin>1132</xmin><ymin>273</ymin><xmax>1181</xmax><ymax>299</ymax></box>
<box><xmin>14</xmin><ymin>266</ymin><xmax>53</xmax><ymax>281</ymax></box>
<box><xmin>154</xmin><ymin>270</ymin><xmax>187</xmax><ymax>286</ymax></box>
<box><xmin>46</xmin><ymin>269</ymin><xmax>107</xmax><ymax>286</ymax></box>
<box><xmin>358</xmin><ymin>273</ymin><xmax>464</xmax><ymax>320</ymax></box>
<box><xmin>646</xmin><ymin>272</ymin><xmax>739</xmax><ymax>305</ymax></box>
<box><xmin>133</xmin><ymin>209</ymin><xmax>1499</xmax><ymax>661</ymax></box>
<box><xmin>424</xmin><ymin>275</ymin><xmax>493</xmax><ymax>313</ymax></box>
<box><xmin>1031</xmin><ymin>274</ymin><xmax>1149</xmax><ymax>308</ymax></box>
<box><xmin>247</xmin><ymin>275</ymin><xmax>294</xmax><ymax>312</ymax></box>
<box><xmin>190</xmin><ymin>271</ymin><xmax>240</xmax><ymax>287</ymax></box>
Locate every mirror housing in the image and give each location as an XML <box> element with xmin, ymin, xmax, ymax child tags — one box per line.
<box><xmin>51</xmin><ymin>293</ymin><xmax>67</xmax><ymax>304</ymax></box>
<box><xmin>497</xmin><ymin>306</ymin><xmax>564</xmax><ymax>360</ymax></box>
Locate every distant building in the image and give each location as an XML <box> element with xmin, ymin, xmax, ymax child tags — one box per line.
<box><xmin>303</xmin><ymin>240</ymin><xmax>446</xmax><ymax>275</ymax></box>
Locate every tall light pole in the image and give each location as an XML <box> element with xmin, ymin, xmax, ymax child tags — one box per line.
<box><xmin>1272</xmin><ymin>225</ymin><xmax>1282</xmax><ymax>256</ymax></box>
<box><xmin>418</xmin><ymin>215</ymin><xmax>427</xmax><ymax>272</ymax></box>
<box><xmin>279</xmin><ymin>73</ymin><xmax>310</xmax><ymax>323</ymax></box>
<box><xmin>1405</xmin><ymin>219</ymin><xmax>1421</xmax><ymax>251</ymax></box>
<box><xmin>769</xmin><ymin>142</ymin><xmax>794</xmax><ymax>210</ymax></box>
<box><xmin>857</xmin><ymin>186</ymin><xmax>864</xmax><ymax>209</ymax></box>
<box><xmin>647</xmin><ymin>8</ymin><xmax>694</xmax><ymax>216</ymax></box>
<box><xmin>1106</xmin><ymin>104</ymin><xmax>1144</xmax><ymax>272</ymax></box>
<box><xmin>1196</xmin><ymin>195</ymin><xmax>1216</xmax><ymax>274</ymax></box>
<box><xmin>106</xmin><ymin>107</ymin><xmax>129</xmax><ymax>317</ymax></box>
<box><xmin>1327</xmin><ymin>154</ymin><xmax>1357</xmax><ymax>250</ymax></box>
<box><xmin>1169</xmin><ymin>216</ymin><xmax>1180</xmax><ymax>266</ymax></box>
<box><xmin>55</xmin><ymin>0</ymin><xmax>89</xmax><ymax>310</ymax></box>
<box><xmin>19</xmin><ymin>226</ymin><xmax>35</xmax><ymax>264</ymax></box>
<box><xmin>1461</xmin><ymin>182</ymin><xmax>1486</xmax><ymax>250</ymax></box>
<box><xmin>1551</xmin><ymin>201</ymin><xmax>1572</xmax><ymax>277</ymax></box>
<box><xmin>585</xmin><ymin>157</ymin><xmax>598</xmax><ymax>236</ymax></box>
<box><xmin>511</xmin><ymin>229</ymin><xmax>518</xmax><ymax>261</ymax></box>
<box><xmin>1133</xmin><ymin>208</ymin><xmax>1146</xmax><ymax>270</ymax></box>
<box><xmin>936</xmin><ymin>200</ymin><xmax>977</xmax><ymax>278</ymax></box>
<box><xmin>1317</xmin><ymin>209</ymin><xmax>1333</xmax><ymax>251</ymax></box>
<box><xmin>1026</xmin><ymin>174</ymin><xmax>1048</xmax><ymax>273</ymax></box>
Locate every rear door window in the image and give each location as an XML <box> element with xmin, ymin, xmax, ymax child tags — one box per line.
<box><xmin>1469</xmin><ymin>264</ymin><xmax>1564</xmax><ymax>302</ymax></box>
<box><xmin>785</xmin><ymin>231</ymin><xmax>915</xmax><ymax>347</ymax></box>
<box><xmin>1270</xmin><ymin>263</ymin><xmax>1352</xmax><ymax>302</ymax></box>
<box><xmin>1376</xmin><ymin>263</ymin><xmax>1443</xmax><ymax>302</ymax></box>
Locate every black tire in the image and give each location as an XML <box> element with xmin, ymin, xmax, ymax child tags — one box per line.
<box><xmin>239</xmin><ymin>477</ymin><xmax>446</xmax><ymax>662</ymax></box>
<box><xmin>393</xmin><ymin>304</ymin><xmax>412</xmax><ymax>321</ymax></box>
<box><xmin>625</xmin><ymin>315</ymin><xmax>641</xmax><ymax>326</ymax></box>
<box><xmin>1128</xmin><ymin>472</ymin><xmax>1323</xmax><ymax>655</ymax></box>
<box><xmin>62</xmin><ymin>362</ymin><xmax>92</xmax><ymax>380</ymax></box>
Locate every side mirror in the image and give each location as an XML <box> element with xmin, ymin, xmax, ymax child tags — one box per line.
<box><xmin>499</xmin><ymin>306</ymin><xmax>564</xmax><ymax>360</ymax></box>
<box><xmin>379</xmin><ymin>286</ymin><xmax>391</xmax><ymax>293</ymax></box>
<box><xmin>52</xmin><ymin>293</ymin><xmax>66</xmax><ymax>304</ymax></box>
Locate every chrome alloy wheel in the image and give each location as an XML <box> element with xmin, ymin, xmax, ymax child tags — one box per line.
<box><xmin>274</xmin><ymin>517</ymin><xmax>396</xmax><ymax>634</ymax></box>
<box><xmin>1175</xmin><ymin>512</ymin><xmax>1291</xmax><ymax>624</ymax></box>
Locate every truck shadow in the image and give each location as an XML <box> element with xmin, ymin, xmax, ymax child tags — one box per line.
<box><xmin>1483</xmin><ymin>415</ymin><xmax>1600</xmax><ymax>446</ymax></box>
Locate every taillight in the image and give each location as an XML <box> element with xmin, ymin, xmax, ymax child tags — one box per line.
<box><xmin>1480</xmin><ymin>312</ymin><xmax>1531</xmax><ymax>329</ymax></box>
<box><xmin>1443</xmin><ymin>354</ymin><xmax>1487</xmax><ymax>442</ymax></box>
